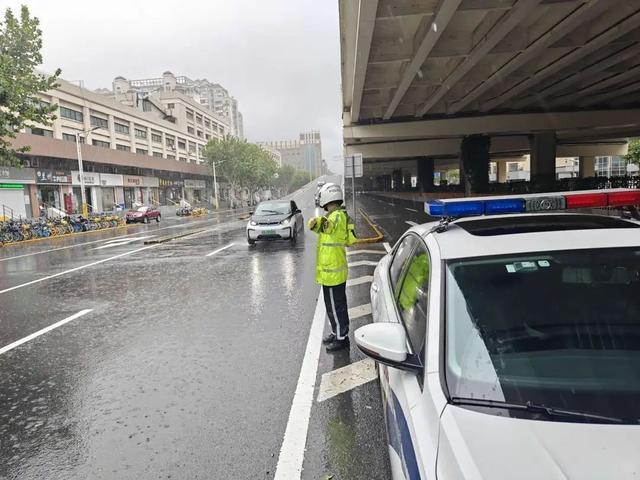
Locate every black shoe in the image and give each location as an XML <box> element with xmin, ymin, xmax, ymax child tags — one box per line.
<box><xmin>322</xmin><ymin>333</ymin><xmax>336</xmax><ymax>344</ymax></box>
<box><xmin>325</xmin><ymin>338</ymin><xmax>350</xmax><ymax>352</ymax></box>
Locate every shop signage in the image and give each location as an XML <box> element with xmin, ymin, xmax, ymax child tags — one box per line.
<box><xmin>123</xmin><ymin>175</ymin><xmax>143</xmax><ymax>187</ymax></box>
<box><xmin>142</xmin><ymin>176</ymin><xmax>159</xmax><ymax>188</ymax></box>
<box><xmin>99</xmin><ymin>173</ymin><xmax>124</xmax><ymax>186</ymax></box>
<box><xmin>71</xmin><ymin>171</ymin><xmax>99</xmax><ymax>186</ymax></box>
<box><xmin>36</xmin><ymin>169</ymin><xmax>71</xmax><ymax>184</ymax></box>
<box><xmin>159</xmin><ymin>178</ymin><xmax>183</xmax><ymax>188</ymax></box>
<box><xmin>184</xmin><ymin>179</ymin><xmax>206</xmax><ymax>189</ymax></box>
<box><xmin>0</xmin><ymin>166</ymin><xmax>36</xmax><ymax>184</ymax></box>
<box><xmin>0</xmin><ymin>183</ymin><xmax>24</xmax><ymax>189</ymax></box>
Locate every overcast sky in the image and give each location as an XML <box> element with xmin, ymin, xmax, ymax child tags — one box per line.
<box><xmin>6</xmin><ymin>0</ymin><xmax>344</xmax><ymax>173</ymax></box>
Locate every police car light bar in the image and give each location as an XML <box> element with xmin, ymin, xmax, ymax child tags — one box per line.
<box><xmin>424</xmin><ymin>189</ymin><xmax>640</xmax><ymax>217</ymax></box>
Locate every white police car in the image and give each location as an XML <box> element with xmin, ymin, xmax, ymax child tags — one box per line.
<box><xmin>355</xmin><ymin>189</ymin><xmax>640</xmax><ymax>480</ymax></box>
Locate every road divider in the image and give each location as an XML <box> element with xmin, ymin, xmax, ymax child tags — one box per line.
<box><xmin>0</xmin><ymin>309</ymin><xmax>93</xmax><ymax>356</ymax></box>
<box><xmin>144</xmin><ymin>229</ymin><xmax>205</xmax><ymax>244</ymax></box>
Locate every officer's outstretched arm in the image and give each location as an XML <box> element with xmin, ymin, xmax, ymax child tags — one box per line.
<box><xmin>308</xmin><ymin>217</ymin><xmax>322</xmax><ymax>233</ymax></box>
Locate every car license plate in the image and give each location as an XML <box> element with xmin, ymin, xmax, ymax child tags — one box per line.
<box><xmin>265</xmin><ymin>230</ymin><xmax>276</xmax><ymax>235</ymax></box>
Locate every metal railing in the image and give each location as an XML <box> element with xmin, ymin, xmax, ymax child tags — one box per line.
<box><xmin>1</xmin><ymin>204</ymin><xmax>15</xmax><ymax>220</ymax></box>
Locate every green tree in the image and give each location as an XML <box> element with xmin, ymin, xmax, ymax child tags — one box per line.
<box><xmin>624</xmin><ymin>139</ymin><xmax>640</xmax><ymax>166</ymax></box>
<box><xmin>0</xmin><ymin>5</ymin><xmax>60</xmax><ymax>166</ymax></box>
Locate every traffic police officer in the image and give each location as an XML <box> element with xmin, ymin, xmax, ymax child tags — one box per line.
<box><xmin>308</xmin><ymin>183</ymin><xmax>356</xmax><ymax>352</ymax></box>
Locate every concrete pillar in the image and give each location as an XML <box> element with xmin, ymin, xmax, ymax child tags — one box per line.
<box><xmin>417</xmin><ymin>157</ymin><xmax>435</xmax><ymax>192</ymax></box>
<box><xmin>392</xmin><ymin>169</ymin><xmax>402</xmax><ymax>191</ymax></box>
<box><xmin>497</xmin><ymin>161</ymin><xmax>507</xmax><ymax>183</ymax></box>
<box><xmin>460</xmin><ymin>135</ymin><xmax>490</xmax><ymax>195</ymax></box>
<box><xmin>529</xmin><ymin>133</ymin><xmax>557</xmax><ymax>183</ymax></box>
<box><xmin>579</xmin><ymin>156</ymin><xmax>596</xmax><ymax>178</ymax></box>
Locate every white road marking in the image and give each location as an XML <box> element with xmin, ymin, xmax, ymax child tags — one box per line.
<box><xmin>349</xmin><ymin>303</ymin><xmax>372</xmax><ymax>319</ymax></box>
<box><xmin>0</xmin><ymin>309</ymin><xmax>93</xmax><ymax>356</ymax></box>
<box><xmin>405</xmin><ymin>207</ymin><xmax>418</xmax><ymax>212</ymax></box>
<box><xmin>346</xmin><ymin>249</ymin><xmax>386</xmax><ymax>256</ymax></box>
<box><xmin>405</xmin><ymin>220</ymin><xmax>418</xmax><ymax>226</ymax></box>
<box><xmin>316</xmin><ymin>359</ymin><xmax>378</xmax><ymax>402</ymax></box>
<box><xmin>346</xmin><ymin>275</ymin><xmax>373</xmax><ymax>287</ymax></box>
<box><xmin>93</xmin><ymin>236</ymin><xmax>154</xmax><ymax>250</ymax></box>
<box><xmin>383</xmin><ymin>242</ymin><xmax>391</xmax><ymax>253</ymax></box>
<box><xmin>348</xmin><ymin>260</ymin><xmax>379</xmax><ymax>268</ymax></box>
<box><xmin>0</xmin><ymin>244</ymin><xmax>157</xmax><ymax>295</ymax></box>
<box><xmin>205</xmin><ymin>242</ymin><xmax>235</xmax><ymax>257</ymax></box>
<box><xmin>274</xmin><ymin>289</ymin><xmax>325</xmax><ymax>480</ymax></box>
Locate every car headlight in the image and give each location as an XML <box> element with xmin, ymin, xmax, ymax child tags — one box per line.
<box><xmin>280</xmin><ymin>218</ymin><xmax>290</xmax><ymax>225</ymax></box>
<box><xmin>250</xmin><ymin>221</ymin><xmax>257</xmax><ymax>226</ymax></box>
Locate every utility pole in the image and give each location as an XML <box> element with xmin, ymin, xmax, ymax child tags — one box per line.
<box><xmin>75</xmin><ymin>126</ymin><xmax>99</xmax><ymax>216</ymax></box>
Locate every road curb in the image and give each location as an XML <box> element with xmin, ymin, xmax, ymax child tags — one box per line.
<box><xmin>143</xmin><ymin>228</ymin><xmax>205</xmax><ymax>244</ymax></box>
<box><xmin>0</xmin><ymin>224</ymin><xmax>130</xmax><ymax>248</ymax></box>
<box><xmin>356</xmin><ymin>208</ymin><xmax>384</xmax><ymax>244</ymax></box>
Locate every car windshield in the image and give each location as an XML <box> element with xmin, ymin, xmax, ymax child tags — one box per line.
<box><xmin>255</xmin><ymin>202</ymin><xmax>290</xmax><ymax>215</ymax></box>
<box><xmin>136</xmin><ymin>206</ymin><xmax>149</xmax><ymax>212</ymax></box>
<box><xmin>445</xmin><ymin>247</ymin><xmax>640</xmax><ymax>423</ymax></box>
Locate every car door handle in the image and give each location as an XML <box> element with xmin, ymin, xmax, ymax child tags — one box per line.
<box><xmin>371</xmin><ymin>283</ymin><xmax>379</xmax><ymax>292</ymax></box>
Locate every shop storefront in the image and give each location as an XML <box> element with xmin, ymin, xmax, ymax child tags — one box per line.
<box><xmin>71</xmin><ymin>171</ymin><xmax>99</xmax><ymax>213</ymax></box>
<box><xmin>159</xmin><ymin>178</ymin><xmax>184</xmax><ymax>205</ymax></box>
<box><xmin>123</xmin><ymin>175</ymin><xmax>144</xmax><ymax>208</ymax></box>
<box><xmin>142</xmin><ymin>176</ymin><xmax>160</xmax><ymax>205</ymax></box>
<box><xmin>36</xmin><ymin>169</ymin><xmax>72</xmax><ymax>212</ymax></box>
<box><xmin>0</xmin><ymin>167</ymin><xmax>36</xmax><ymax>218</ymax></box>
<box><xmin>100</xmin><ymin>173</ymin><xmax>125</xmax><ymax>211</ymax></box>
<box><xmin>184</xmin><ymin>179</ymin><xmax>206</xmax><ymax>203</ymax></box>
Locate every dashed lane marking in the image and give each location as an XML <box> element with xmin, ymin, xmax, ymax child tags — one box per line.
<box><xmin>93</xmin><ymin>236</ymin><xmax>155</xmax><ymax>250</ymax></box>
<box><xmin>0</xmin><ymin>309</ymin><xmax>93</xmax><ymax>356</ymax></box>
<box><xmin>405</xmin><ymin>208</ymin><xmax>418</xmax><ymax>212</ymax></box>
<box><xmin>346</xmin><ymin>249</ymin><xmax>386</xmax><ymax>256</ymax></box>
<box><xmin>205</xmin><ymin>242</ymin><xmax>235</xmax><ymax>257</ymax></box>
<box><xmin>349</xmin><ymin>303</ymin><xmax>372</xmax><ymax>319</ymax></box>
<box><xmin>0</xmin><ymin>244</ymin><xmax>158</xmax><ymax>295</ymax></box>
<box><xmin>405</xmin><ymin>221</ymin><xmax>418</xmax><ymax>226</ymax></box>
<box><xmin>346</xmin><ymin>275</ymin><xmax>373</xmax><ymax>287</ymax></box>
<box><xmin>274</xmin><ymin>289</ymin><xmax>325</xmax><ymax>480</ymax></box>
<box><xmin>383</xmin><ymin>242</ymin><xmax>391</xmax><ymax>253</ymax></box>
<box><xmin>348</xmin><ymin>260</ymin><xmax>379</xmax><ymax>268</ymax></box>
<box><xmin>316</xmin><ymin>358</ymin><xmax>377</xmax><ymax>403</ymax></box>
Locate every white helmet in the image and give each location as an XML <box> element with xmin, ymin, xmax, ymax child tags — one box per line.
<box><xmin>318</xmin><ymin>182</ymin><xmax>343</xmax><ymax>207</ymax></box>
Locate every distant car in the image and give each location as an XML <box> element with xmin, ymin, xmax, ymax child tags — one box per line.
<box><xmin>247</xmin><ymin>200</ymin><xmax>303</xmax><ymax>244</ymax></box>
<box><xmin>125</xmin><ymin>205</ymin><xmax>161</xmax><ymax>224</ymax></box>
<box><xmin>355</xmin><ymin>189</ymin><xmax>640</xmax><ymax>480</ymax></box>
<box><xmin>317</xmin><ymin>180</ymin><xmax>326</xmax><ymax>188</ymax></box>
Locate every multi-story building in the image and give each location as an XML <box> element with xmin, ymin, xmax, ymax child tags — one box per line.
<box><xmin>5</xmin><ymin>76</ymin><xmax>222</xmax><ymax>218</ymax></box>
<box><xmin>111</xmin><ymin>72</ymin><xmax>245</xmax><ymax>139</ymax></box>
<box><xmin>261</xmin><ymin>145</ymin><xmax>282</xmax><ymax>168</ymax></box>
<box><xmin>258</xmin><ymin>131</ymin><xmax>322</xmax><ymax>176</ymax></box>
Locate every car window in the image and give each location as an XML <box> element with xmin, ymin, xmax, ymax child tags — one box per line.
<box><xmin>395</xmin><ymin>242</ymin><xmax>430</xmax><ymax>354</ymax></box>
<box><xmin>389</xmin><ymin>234</ymin><xmax>419</xmax><ymax>293</ymax></box>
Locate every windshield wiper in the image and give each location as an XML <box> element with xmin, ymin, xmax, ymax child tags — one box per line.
<box><xmin>450</xmin><ymin>397</ymin><xmax>624</xmax><ymax>424</ymax></box>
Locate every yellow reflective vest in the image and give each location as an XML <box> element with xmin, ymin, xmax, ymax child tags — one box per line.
<box><xmin>309</xmin><ymin>208</ymin><xmax>355</xmax><ymax>286</ymax></box>
<box><xmin>398</xmin><ymin>253</ymin><xmax>429</xmax><ymax>311</ymax></box>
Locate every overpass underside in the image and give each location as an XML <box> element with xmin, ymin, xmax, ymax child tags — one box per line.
<box><xmin>339</xmin><ymin>0</ymin><xmax>640</xmax><ymax>194</ymax></box>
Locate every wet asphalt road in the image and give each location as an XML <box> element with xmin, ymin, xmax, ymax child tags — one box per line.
<box><xmin>0</xmin><ymin>179</ymin><xmax>337</xmax><ymax>480</ymax></box>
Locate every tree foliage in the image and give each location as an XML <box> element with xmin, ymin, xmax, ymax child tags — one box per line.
<box><xmin>0</xmin><ymin>5</ymin><xmax>60</xmax><ymax>166</ymax></box>
<box><xmin>624</xmin><ymin>139</ymin><xmax>640</xmax><ymax>166</ymax></box>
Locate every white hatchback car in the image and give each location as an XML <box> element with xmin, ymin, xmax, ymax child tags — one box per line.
<box><xmin>246</xmin><ymin>199</ymin><xmax>304</xmax><ymax>244</ymax></box>
<box><xmin>356</xmin><ymin>189</ymin><xmax>640</xmax><ymax>480</ymax></box>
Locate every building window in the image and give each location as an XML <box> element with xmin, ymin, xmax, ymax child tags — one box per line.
<box><xmin>136</xmin><ymin>148</ymin><xmax>148</xmax><ymax>155</ymax></box>
<box><xmin>186</xmin><ymin>110</ymin><xmax>194</xmax><ymax>121</ymax></box>
<box><xmin>167</xmin><ymin>103</ymin><xmax>175</xmax><ymax>109</ymax></box>
<box><xmin>205</xmin><ymin>133</ymin><xmax>210</xmax><ymax>140</ymax></box>
<box><xmin>196</xmin><ymin>115</ymin><xmax>203</xmax><ymax>124</ymax></box>
<box><xmin>179</xmin><ymin>157</ymin><xmax>187</xmax><ymax>162</ymax></box>
<box><xmin>62</xmin><ymin>133</ymin><xmax>78</xmax><ymax>142</ymax></box>
<box><xmin>167</xmin><ymin>154</ymin><xmax>176</xmax><ymax>160</ymax></box>
<box><xmin>26</xmin><ymin>127</ymin><xmax>53</xmax><ymax>137</ymax></box>
<box><xmin>178</xmin><ymin>140</ymin><xmax>186</xmax><ymax>150</ymax></box>
<box><xmin>188</xmin><ymin>142</ymin><xmax>196</xmax><ymax>153</ymax></box>
<box><xmin>197</xmin><ymin>130</ymin><xmax>203</xmax><ymax>138</ymax></box>
<box><xmin>92</xmin><ymin>139</ymin><xmax>110</xmax><ymax>148</ymax></box>
<box><xmin>60</xmin><ymin>106</ymin><xmax>83</xmax><ymax>122</ymax></box>
<box><xmin>134</xmin><ymin>127</ymin><xmax>147</xmax><ymax>139</ymax></box>
<box><xmin>165</xmin><ymin>136</ymin><xmax>175</xmax><ymax>148</ymax></box>
<box><xmin>187</xmin><ymin>126</ymin><xmax>195</xmax><ymax>135</ymax></box>
<box><xmin>114</xmin><ymin>122</ymin><xmax>130</xmax><ymax>134</ymax></box>
<box><xmin>116</xmin><ymin>144</ymin><xmax>130</xmax><ymax>152</ymax></box>
<box><xmin>152</xmin><ymin>151</ymin><xmax>163</xmax><ymax>158</ymax></box>
<box><xmin>204</xmin><ymin>119</ymin><xmax>211</xmax><ymax>128</ymax></box>
<box><xmin>90</xmin><ymin>115</ymin><xmax>108</xmax><ymax>129</ymax></box>
<box><xmin>151</xmin><ymin>131</ymin><xmax>162</xmax><ymax>143</ymax></box>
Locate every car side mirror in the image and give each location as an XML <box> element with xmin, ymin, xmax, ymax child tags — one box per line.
<box><xmin>294</xmin><ymin>209</ymin><xmax>301</xmax><ymax>214</ymax></box>
<box><xmin>354</xmin><ymin>323</ymin><xmax>422</xmax><ymax>372</ymax></box>
<box><xmin>249</xmin><ymin>210</ymin><xmax>254</xmax><ymax>214</ymax></box>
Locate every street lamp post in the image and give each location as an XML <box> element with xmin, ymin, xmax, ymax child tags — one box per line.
<box><xmin>212</xmin><ymin>160</ymin><xmax>219</xmax><ymax>210</ymax></box>
<box><xmin>75</xmin><ymin>126</ymin><xmax>99</xmax><ymax>217</ymax></box>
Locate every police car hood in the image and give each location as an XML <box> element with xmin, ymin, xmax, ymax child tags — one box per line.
<box><xmin>437</xmin><ymin>404</ymin><xmax>640</xmax><ymax>479</ymax></box>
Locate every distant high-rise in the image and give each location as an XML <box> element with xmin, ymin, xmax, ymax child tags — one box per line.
<box><xmin>258</xmin><ymin>131</ymin><xmax>322</xmax><ymax>176</ymax></box>
<box><xmin>103</xmin><ymin>72</ymin><xmax>245</xmax><ymax>139</ymax></box>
